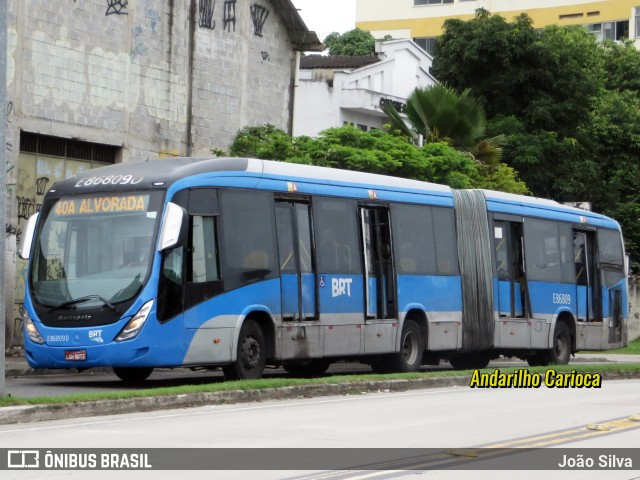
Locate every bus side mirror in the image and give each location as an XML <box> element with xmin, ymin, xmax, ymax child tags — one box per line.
<box><xmin>158</xmin><ymin>202</ymin><xmax>187</xmax><ymax>252</ymax></box>
<box><xmin>19</xmin><ymin>213</ymin><xmax>40</xmax><ymax>260</ymax></box>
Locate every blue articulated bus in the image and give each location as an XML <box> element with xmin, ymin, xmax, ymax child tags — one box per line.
<box><xmin>20</xmin><ymin>158</ymin><xmax>628</xmax><ymax>381</ymax></box>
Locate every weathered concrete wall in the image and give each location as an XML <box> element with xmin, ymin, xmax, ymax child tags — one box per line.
<box><xmin>4</xmin><ymin>0</ymin><xmax>297</xmax><ymax>347</ymax></box>
<box><xmin>629</xmin><ymin>276</ymin><xmax>640</xmax><ymax>341</ymax></box>
<box><xmin>7</xmin><ymin>0</ymin><xmax>292</xmax><ymax>159</ymax></box>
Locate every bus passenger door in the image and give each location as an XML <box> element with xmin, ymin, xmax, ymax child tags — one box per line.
<box><xmin>360</xmin><ymin>207</ymin><xmax>396</xmax><ymax>319</ymax></box>
<box><xmin>275</xmin><ymin>201</ymin><xmax>317</xmax><ymax>320</ymax></box>
<box><xmin>573</xmin><ymin>230</ymin><xmax>599</xmax><ymax>322</ymax></box>
<box><xmin>494</xmin><ymin>220</ymin><xmax>526</xmax><ymax>318</ymax></box>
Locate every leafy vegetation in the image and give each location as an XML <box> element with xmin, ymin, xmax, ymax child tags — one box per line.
<box><xmin>431</xmin><ymin>9</ymin><xmax>640</xmax><ymax>263</ymax></box>
<box><xmin>323</xmin><ymin>28</ymin><xmax>390</xmax><ymax>56</ymax></box>
<box><xmin>224</xmin><ymin>124</ymin><xmax>527</xmax><ymax>194</ymax></box>
<box><xmin>382</xmin><ymin>84</ymin><xmax>505</xmax><ymax>165</ymax></box>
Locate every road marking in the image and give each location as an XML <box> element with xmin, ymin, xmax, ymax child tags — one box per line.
<box><xmin>483</xmin><ymin>416</ymin><xmax>640</xmax><ymax>448</ymax></box>
<box><xmin>284</xmin><ymin>415</ymin><xmax>640</xmax><ymax>480</ymax></box>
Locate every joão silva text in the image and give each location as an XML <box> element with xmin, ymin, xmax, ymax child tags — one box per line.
<box><xmin>469</xmin><ymin>369</ymin><xmax>602</xmax><ymax>388</ymax></box>
<box><xmin>559</xmin><ymin>454</ymin><xmax>632</xmax><ymax>468</ymax></box>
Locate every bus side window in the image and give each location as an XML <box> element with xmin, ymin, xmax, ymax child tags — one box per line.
<box><xmin>524</xmin><ymin>219</ymin><xmax>562</xmax><ymax>282</ymax></box>
<box><xmin>219</xmin><ymin>189</ymin><xmax>278</xmax><ymax>290</ymax></box>
<box><xmin>314</xmin><ymin>198</ymin><xmax>361</xmax><ymax>275</ymax></box>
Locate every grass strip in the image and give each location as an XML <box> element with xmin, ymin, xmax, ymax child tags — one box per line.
<box><xmin>1</xmin><ymin>362</ymin><xmax>639</xmax><ymax>408</ymax></box>
<box><xmin>600</xmin><ymin>337</ymin><xmax>640</xmax><ymax>354</ymax></box>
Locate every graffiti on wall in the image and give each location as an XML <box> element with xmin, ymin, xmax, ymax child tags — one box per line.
<box><xmin>250</xmin><ymin>4</ymin><xmax>269</xmax><ymax>37</ymax></box>
<box><xmin>144</xmin><ymin>1</ymin><xmax>161</xmax><ymax>31</ymax></box>
<box><xmin>130</xmin><ymin>43</ymin><xmax>148</xmax><ymax>64</ymax></box>
<box><xmin>261</xmin><ymin>51</ymin><xmax>269</xmax><ymax>61</ymax></box>
<box><xmin>130</xmin><ymin>2</ymin><xmax>161</xmax><ymax>64</ymax></box>
<box><xmin>5</xmin><ymin>224</ymin><xmax>21</xmax><ymax>245</ymax></box>
<box><xmin>6</xmin><ymin>102</ymin><xmax>15</xmax><ymax>195</ymax></box>
<box><xmin>17</xmin><ymin>196</ymin><xmax>42</xmax><ymax>221</ymax></box>
<box><xmin>106</xmin><ymin>0</ymin><xmax>128</xmax><ymax>16</ymax></box>
<box><xmin>199</xmin><ymin>0</ymin><xmax>216</xmax><ymax>29</ymax></box>
<box><xmin>223</xmin><ymin>0</ymin><xmax>236</xmax><ymax>32</ymax></box>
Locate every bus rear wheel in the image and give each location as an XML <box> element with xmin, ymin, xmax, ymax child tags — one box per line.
<box><xmin>113</xmin><ymin>367</ymin><xmax>153</xmax><ymax>383</ymax></box>
<box><xmin>549</xmin><ymin>322</ymin><xmax>571</xmax><ymax>365</ymax></box>
<box><xmin>283</xmin><ymin>359</ymin><xmax>331</xmax><ymax>378</ymax></box>
<box><xmin>527</xmin><ymin>322</ymin><xmax>571</xmax><ymax>366</ymax></box>
<box><xmin>222</xmin><ymin>320</ymin><xmax>266</xmax><ymax>381</ymax></box>
<box><xmin>384</xmin><ymin>319</ymin><xmax>424</xmax><ymax>373</ymax></box>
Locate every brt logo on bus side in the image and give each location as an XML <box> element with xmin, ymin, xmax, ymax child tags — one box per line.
<box><xmin>331</xmin><ymin>278</ymin><xmax>353</xmax><ymax>298</ymax></box>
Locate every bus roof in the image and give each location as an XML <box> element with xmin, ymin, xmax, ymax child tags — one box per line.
<box><xmin>481</xmin><ymin>189</ymin><xmax>614</xmax><ymax>225</ymax></box>
<box><xmin>49</xmin><ymin>157</ymin><xmax>452</xmax><ymax>196</ymax></box>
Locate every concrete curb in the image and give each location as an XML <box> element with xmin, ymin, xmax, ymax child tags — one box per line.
<box><xmin>2</xmin><ymin>371</ymin><xmax>639</xmax><ymax>426</ymax></box>
<box><xmin>0</xmin><ymin>376</ymin><xmax>468</xmax><ymax>425</ymax></box>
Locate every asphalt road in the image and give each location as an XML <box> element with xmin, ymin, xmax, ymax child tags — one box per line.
<box><xmin>3</xmin><ymin>359</ymin><xmax>529</xmax><ymax>398</ymax></box>
<box><xmin>1</xmin><ymin>379</ymin><xmax>639</xmax><ymax>480</ymax></box>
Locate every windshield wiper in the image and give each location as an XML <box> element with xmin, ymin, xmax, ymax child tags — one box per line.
<box><xmin>48</xmin><ymin>295</ymin><xmax>121</xmax><ymax>314</ymax></box>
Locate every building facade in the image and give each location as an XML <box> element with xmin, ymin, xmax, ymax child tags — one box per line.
<box><xmin>4</xmin><ymin>0</ymin><xmax>320</xmax><ymax>347</ymax></box>
<box><xmin>356</xmin><ymin>0</ymin><xmax>640</xmax><ymax>53</ymax></box>
<box><xmin>293</xmin><ymin>39</ymin><xmax>436</xmax><ymax>137</ymax></box>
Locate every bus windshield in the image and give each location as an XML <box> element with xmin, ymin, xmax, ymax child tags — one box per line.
<box><xmin>30</xmin><ymin>191</ymin><xmax>163</xmax><ymax>309</ymax></box>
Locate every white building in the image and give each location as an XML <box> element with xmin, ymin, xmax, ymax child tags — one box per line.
<box><xmin>293</xmin><ymin>39</ymin><xmax>437</xmax><ymax>137</ymax></box>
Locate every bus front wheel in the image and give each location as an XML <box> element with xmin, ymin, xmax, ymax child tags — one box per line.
<box><xmin>113</xmin><ymin>367</ymin><xmax>153</xmax><ymax>383</ymax></box>
<box><xmin>223</xmin><ymin>320</ymin><xmax>266</xmax><ymax>381</ymax></box>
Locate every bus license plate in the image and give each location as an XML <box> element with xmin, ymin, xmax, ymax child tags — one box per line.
<box><xmin>65</xmin><ymin>350</ymin><xmax>87</xmax><ymax>361</ymax></box>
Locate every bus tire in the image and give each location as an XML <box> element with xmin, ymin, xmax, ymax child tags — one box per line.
<box><xmin>549</xmin><ymin>322</ymin><xmax>571</xmax><ymax>365</ymax></box>
<box><xmin>387</xmin><ymin>319</ymin><xmax>423</xmax><ymax>373</ymax></box>
<box><xmin>113</xmin><ymin>367</ymin><xmax>153</xmax><ymax>383</ymax></box>
<box><xmin>283</xmin><ymin>359</ymin><xmax>331</xmax><ymax>378</ymax></box>
<box><xmin>526</xmin><ymin>352</ymin><xmax>550</xmax><ymax>367</ymax></box>
<box><xmin>223</xmin><ymin>319</ymin><xmax>266</xmax><ymax>380</ymax></box>
<box><xmin>449</xmin><ymin>352</ymin><xmax>491</xmax><ymax>370</ymax></box>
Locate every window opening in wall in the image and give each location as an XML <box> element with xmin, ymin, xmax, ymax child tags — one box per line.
<box><xmin>20</xmin><ymin>132</ymin><xmax>118</xmax><ymax>164</ymax></box>
<box><xmin>587</xmin><ymin>20</ymin><xmax>628</xmax><ymax>42</ymax></box>
<box><xmin>414</xmin><ymin>0</ymin><xmax>453</xmax><ymax>5</ymax></box>
<box><xmin>559</xmin><ymin>13</ymin><xmax>583</xmax><ymax>20</ymax></box>
<box><xmin>414</xmin><ymin>37</ymin><xmax>437</xmax><ymax>55</ymax></box>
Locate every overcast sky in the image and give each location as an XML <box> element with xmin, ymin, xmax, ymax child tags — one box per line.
<box><xmin>291</xmin><ymin>0</ymin><xmax>357</xmax><ymax>42</ymax></box>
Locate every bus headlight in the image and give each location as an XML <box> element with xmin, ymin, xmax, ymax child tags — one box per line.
<box><xmin>23</xmin><ymin>311</ymin><xmax>45</xmax><ymax>344</ymax></box>
<box><xmin>116</xmin><ymin>300</ymin><xmax>154</xmax><ymax>342</ymax></box>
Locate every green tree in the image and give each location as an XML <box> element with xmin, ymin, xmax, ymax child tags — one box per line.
<box><xmin>601</xmin><ymin>40</ymin><xmax>640</xmax><ymax>93</ymax></box>
<box><xmin>383</xmin><ymin>84</ymin><xmax>505</xmax><ymax>165</ymax></box>
<box><xmin>431</xmin><ymin>10</ymin><xmax>540</xmax><ymax>120</ymax></box>
<box><xmin>432</xmin><ymin>10</ymin><xmax>604</xmax><ymax>135</ymax></box>
<box><xmin>323</xmin><ymin>29</ymin><xmax>387</xmax><ymax>56</ymax></box>
<box><xmin>430</xmin><ymin>10</ymin><xmax>640</xmax><ymax>258</ymax></box>
<box><xmin>223</xmin><ymin>124</ymin><xmax>528</xmax><ymax>194</ymax></box>
<box><xmin>575</xmin><ymin>90</ymin><xmax>640</xmax><ymax>257</ymax></box>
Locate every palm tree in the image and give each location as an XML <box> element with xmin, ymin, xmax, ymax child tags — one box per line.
<box><xmin>383</xmin><ymin>84</ymin><xmax>504</xmax><ymax>164</ymax></box>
